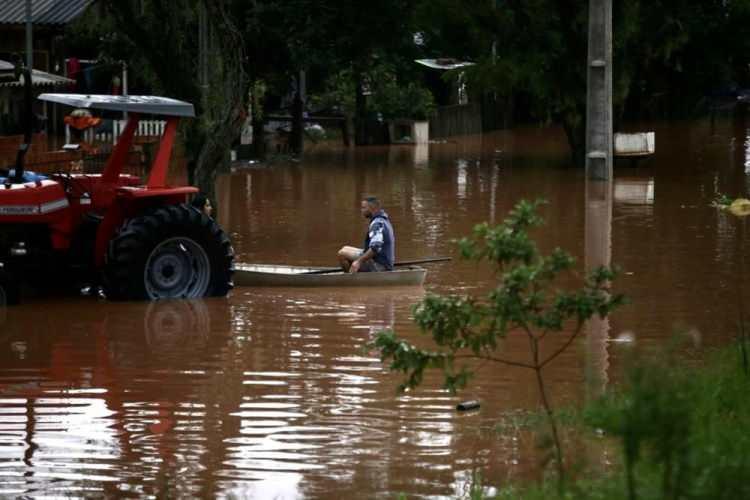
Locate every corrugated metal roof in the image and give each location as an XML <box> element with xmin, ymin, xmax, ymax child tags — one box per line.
<box><xmin>0</xmin><ymin>0</ymin><xmax>95</xmax><ymax>26</ymax></box>
<box><xmin>0</xmin><ymin>60</ymin><xmax>14</xmax><ymax>82</ymax></box>
<box><xmin>0</xmin><ymin>62</ymin><xmax>74</xmax><ymax>87</ymax></box>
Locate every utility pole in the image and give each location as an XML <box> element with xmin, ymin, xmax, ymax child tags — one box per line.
<box><xmin>25</xmin><ymin>0</ymin><xmax>33</xmax><ymax>69</ymax></box>
<box><xmin>584</xmin><ymin>0</ymin><xmax>614</xmax><ymax>402</ymax></box>
<box><xmin>585</xmin><ymin>0</ymin><xmax>613</xmax><ymax>180</ymax></box>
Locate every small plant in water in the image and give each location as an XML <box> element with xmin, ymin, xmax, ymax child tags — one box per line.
<box><xmin>710</xmin><ymin>193</ymin><xmax>734</xmax><ymax>209</ymax></box>
<box><xmin>373</xmin><ymin>199</ymin><xmax>625</xmax><ymax>490</ymax></box>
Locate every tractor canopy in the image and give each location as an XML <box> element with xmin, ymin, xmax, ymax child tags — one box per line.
<box><xmin>37</xmin><ymin>94</ymin><xmax>195</xmax><ymax>117</ymax></box>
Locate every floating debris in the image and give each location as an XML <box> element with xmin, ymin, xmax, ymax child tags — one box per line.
<box><xmin>712</xmin><ymin>195</ymin><xmax>750</xmax><ymax>217</ymax></box>
<box><xmin>456</xmin><ymin>400</ymin><xmax>480</xmax><ymax>412</ymax></box>
<box><xmin>729</xmin><ymin>198</ymin><xmax>750</xmax><ymax>217</ymax></box>
<box><xmin>609</xmin><ymin>331</ymin><xmax>636</xmax><ymax>344</ymax></box>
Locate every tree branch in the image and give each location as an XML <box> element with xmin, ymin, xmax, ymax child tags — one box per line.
<box><xmin>540</xmin><ymin>321</ymin><xmax>584</xmax><ymax>369</ymax></box>
<box><xmin>453</xmin><ymin>354</ymin><xmax>534</xmax><ymax>370</ymax></box>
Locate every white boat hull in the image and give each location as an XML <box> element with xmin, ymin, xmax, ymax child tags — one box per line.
<box><xmin>234</xmin><ymin>264</ymin><xmax>426</xmax><ymax>287</ymax></box>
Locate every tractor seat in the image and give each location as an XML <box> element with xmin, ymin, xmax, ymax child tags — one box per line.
<box><xmin>0</xmin><ymin>170</ymin><xmax>48</xmax><ymax>185</ymax></box>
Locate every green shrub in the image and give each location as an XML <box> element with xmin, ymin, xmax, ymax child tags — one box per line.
<box><xmin>374</xmin><ymin>199</ymin><xmax>624</xmax><ymax>489</ymax></box>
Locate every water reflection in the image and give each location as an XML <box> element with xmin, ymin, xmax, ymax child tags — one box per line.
<box><xmin>0</xmin><ymin>298</ymin><xmax>231</xmax><ymax>497</ymax></box>
<box><xmin>456</xmin><ymin>158</ymin><xmax>469</xmax><ymax>200</ymax></box>
<box><xmin>614</xmin><ymin>177</ymin><xmax>654</xmax><ymax>206</ymax></box>
<box><xmin>584</xmin><ymin>181</ymin><xmax>613</xmax><ymax>400</ymax></box>
<box><xmin>142</xmin><ymin>300</ymin><xmax>212</xmax><ymax>349</ymax></box>
<box><xmin>205</xmin><ymin>287</ymin><xmax>462</xmax><ymax>498</ymax></box>
<box><xmin>414</xmin><ymin>143</ymin><xmax>429</xmax><ymax>168</ymax></box>
<box><xmin>3</xmin><ymin>117</ymin><xmax>750</xmax><ymax>497</ymax></box>
<box><xmin>1</xmin><ymin>288</ymin><xmax>456</xmax><ymax>497</ymax></box>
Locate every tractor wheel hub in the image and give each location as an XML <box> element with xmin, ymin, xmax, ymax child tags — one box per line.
<box><xmin>144</xmin><ymin>237</ymin><xmax>210</xmax><ymax>299</ymax></box>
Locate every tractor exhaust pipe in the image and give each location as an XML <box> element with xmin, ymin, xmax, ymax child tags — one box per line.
<box><xmin>12</xmin><ymin>65</ymin><xmax>32</xmax><ymax>184</ymax></box>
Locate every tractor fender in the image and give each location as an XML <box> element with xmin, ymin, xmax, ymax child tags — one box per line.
<box><xmin>94</xmin><ymin>186</ymin><xmax>198</xmax><ymax>268</ymax></box>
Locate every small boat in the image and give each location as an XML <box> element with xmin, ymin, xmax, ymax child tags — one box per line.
<box><xmin>234</xmin><ymin>263</ymin><xmax>426</xmax><ymax>287</ymax></box>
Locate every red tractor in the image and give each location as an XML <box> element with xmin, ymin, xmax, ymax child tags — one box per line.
<box><xmin>0</xmin><ymin>93</ymin><xmax>233</xmax><ymax>304</ymax></box>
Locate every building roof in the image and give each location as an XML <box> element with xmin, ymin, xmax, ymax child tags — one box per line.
<box><xmin>0</xmin><ymin>0</ymin><xmax>95</xmax><ymax>26</ymax></box>
<box><xmin>0</xmin><ymin>60</ymin><xmax>14</xmax><ymax>83</ymax></box>
<box><xmin>0</xmin><ymin>61</ymin><xmax>74</xmax><ymax>87</ymax></box>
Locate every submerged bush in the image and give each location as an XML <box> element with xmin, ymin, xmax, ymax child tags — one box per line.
<box><xmin>494</xmin><ymin>345</ymin><xmax>750</xmax><ymax>500</ymax></box>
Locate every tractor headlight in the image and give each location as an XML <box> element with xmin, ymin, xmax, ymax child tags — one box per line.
<box><xmin>10</xmin><ymin>242</ymin><xmax>27</xmax><ymax>256</ymax></box>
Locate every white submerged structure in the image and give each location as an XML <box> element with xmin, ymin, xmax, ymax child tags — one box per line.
<box><xmin>614</xmin><ymin>132</ymin><xmax>655</xmax><ymax>158</ymax></box>
<box><xmin>234</xmin><ymin>263</ymin><xmax>427</xmax><ymax>287</ymax></box>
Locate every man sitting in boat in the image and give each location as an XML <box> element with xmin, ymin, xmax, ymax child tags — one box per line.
<box><xmin>337</xmin><ymin>197</ymin><xmax>395</xmax><ymax>273</ymax></box>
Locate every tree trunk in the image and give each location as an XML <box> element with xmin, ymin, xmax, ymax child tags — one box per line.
<box><xmin>192</xmin><ymin>0</ymin><xmax>250</xmax><ymax>201</ymax></box>
<box><xmin>354</xmin><ymin>71</ymin><xmax>367</xmax><ymax>145</ymax></box>
<box><xmin>562</xmin><ymin>108</ymin><xmax>586</xmax><ymax>168</ymax></box>
<box><xmin>252</xmin><ymin>114</ymin><xmax>266</xmax><ymax>159</ymax></box>
<box><xmin>290</xmin><ymin>86</ymin><xmax>304</xmax><ymax>156</ymax></box>
<box><xmin>341</xmin><ymin>117</ymin><xmax>352</xmax><ymax>147</ymax></box>
<box><xmin>250</xmin><ymin>78</ymin><xmax>266</xmax><ymax>160</ymax></box>
<box><xmin>106</xmin><ymin>0</ymin><xmax>250</xmax><ymax>208</ymax></box>
<box><xmin>187</xmin><ymin>125</ymin><xmax>232</xmax><ymax>205</ymax></box>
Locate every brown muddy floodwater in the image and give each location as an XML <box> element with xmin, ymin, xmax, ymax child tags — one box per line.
<box><xmin>1</xmin><ymin>116</ymin><xmax>749</xmax><ymax>498</ymax></box>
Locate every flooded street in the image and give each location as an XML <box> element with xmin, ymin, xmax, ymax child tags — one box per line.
<box><xmin>2</xmin><ymin>116</ymin><xmax>749</xmax><ymax>498</ymax></box>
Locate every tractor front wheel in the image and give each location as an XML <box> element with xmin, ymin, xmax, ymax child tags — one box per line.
<box><xmin>104</xmin><ymin>204</ymin><xmax>234</xmax><ymax>301</ymax></box>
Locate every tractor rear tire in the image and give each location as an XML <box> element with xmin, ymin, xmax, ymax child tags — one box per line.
<box><xmin>0</xmin><ymin>268</ymin><xmax>20</xmax><ymax>306</ymax></box>
<box><xmin>104</xmin><ymin>204</ymin><xmax>234</xmax><ymax>301</ymax></box>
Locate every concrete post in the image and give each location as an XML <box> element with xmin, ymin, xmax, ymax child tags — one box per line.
<box><xmin>585</xmin><ymin>0</ymin><xmax>613</xmax><ymax>180</ymax></box>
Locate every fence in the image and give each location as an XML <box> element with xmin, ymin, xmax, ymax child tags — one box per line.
<box><xmin>87</xmin><ymin>119</ymin><xmax>167</xmax><ymax>145</ymax></box>
<box><xmin>429</xmin><ymin>103</ymin><xmax>482</xmax><ymax>139</ymax></box>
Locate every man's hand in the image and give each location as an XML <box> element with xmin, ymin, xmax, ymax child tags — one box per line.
<box><xmin>349</xmin><ymin>259</ymin><xmax>361</xmax><ymax>274</ymax></box>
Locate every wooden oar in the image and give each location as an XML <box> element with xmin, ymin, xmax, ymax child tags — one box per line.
<box><xmin>303</xmin><ymin>256</ymin><xmax>452</xmax><ymax>275</ymax></box>
<box><xmin>390</xmin><ymin>257</ymin><xmax>452</xmax><ymax>266</ymax></box>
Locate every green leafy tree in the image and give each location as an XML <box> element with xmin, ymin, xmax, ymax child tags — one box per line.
<box><xmin>371</xmin><ymin>78</ymin><xmax>436</xmax><ymax>121</ymax></box>
<box><xmin>311</xmin><ymin>63</ymin><xmax>435</xmax><ymax>122</ymax></box>
<box><xmin>415</xmin><ymin>0</ymin><xmax>750</xmax><ymax>163</ymax></box>
<box><xmin>374</xmin><ymin>199</ymin><xmax>625</xmax><ymax>487</ymax></box>
<box><xmin>93</xmin><ymin>0</ymin><xmax>250</xmax><ymax>200</ymax></box>
<box><xmin>238</xmin><ymin>0</ymin><xmax>421</xmax><ymax>151</ymax></box>
<box><xmin>414</xmin><ymin>0</ymin><xmax>589</xmax><ymax>162</ymax></box>
<box><xmin>301</xmin><ymin>1</ymin><xmax>421</xmax><ymax>144</ymax></box>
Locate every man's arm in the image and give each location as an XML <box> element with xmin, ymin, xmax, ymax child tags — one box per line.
<box><xmin>368</xmin><ymin>220</ymin><xmax>385</xmax><ymax>254</ymax></box>
<box><xmin>350</xmin><ymin>220</ymin><xmax>386</xmax><ymax>273</ymax></box>
<box><xmin>349</xmin><ymin>248</ymin><xmax>375</xmax><ymax>273</ymax></box>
